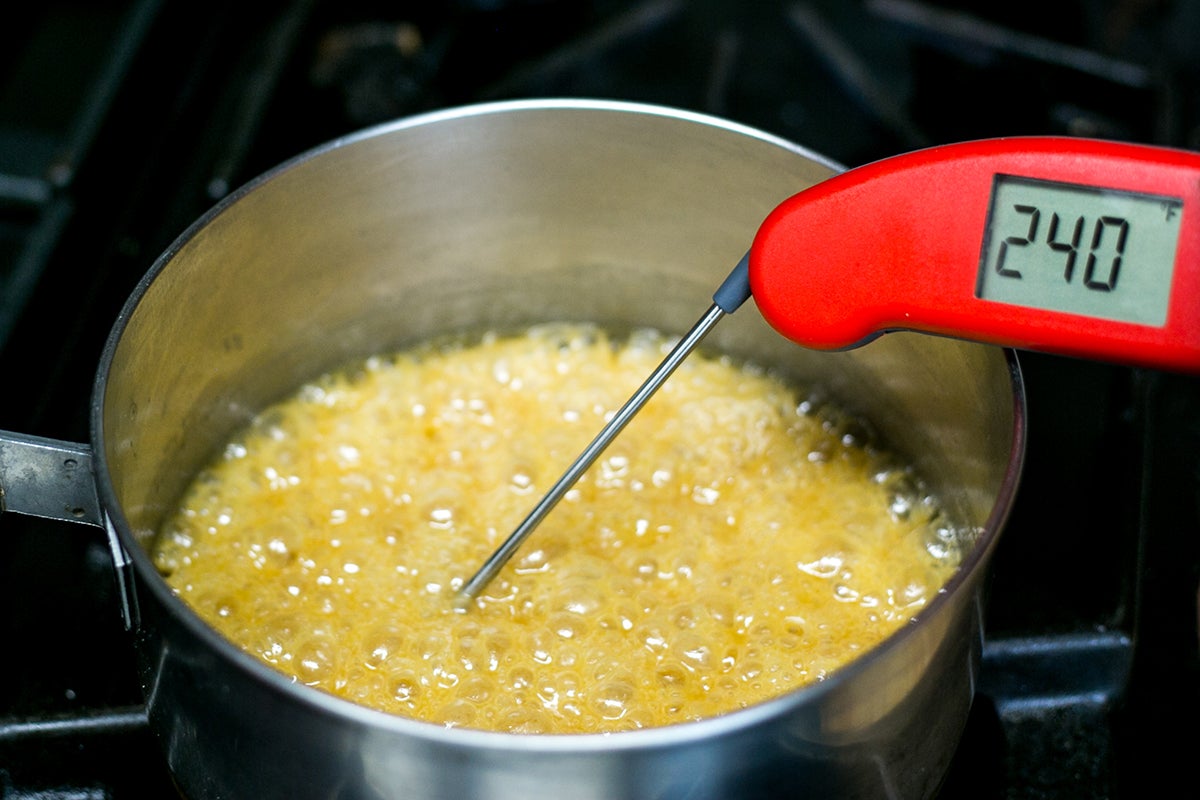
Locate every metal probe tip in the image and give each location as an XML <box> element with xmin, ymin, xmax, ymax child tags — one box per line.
<box><xmin>456</xmin><ymin>254</ymin><xmax>752</xmax><ymax>607</ymax></box>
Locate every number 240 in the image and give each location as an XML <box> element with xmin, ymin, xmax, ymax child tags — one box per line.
<box><xmin>995</xmin><ymin>205</ymin><xmax>1128</xmax><ymax>291</ymax></box>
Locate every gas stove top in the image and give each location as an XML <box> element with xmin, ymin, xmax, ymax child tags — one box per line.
<box><xmin>2</xmin><ymin>2</ymin><xmax>1198</xmax><ymax>797</ymax></box>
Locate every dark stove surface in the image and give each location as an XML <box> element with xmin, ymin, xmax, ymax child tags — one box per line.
<box><xmin>2</xmin><ymin>2</ymin><xmax>1198</xmax><ymax>798</ymax></box>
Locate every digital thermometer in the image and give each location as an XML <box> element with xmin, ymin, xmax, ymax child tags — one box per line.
<box><xmin>748</xmin><ymin>136</ymin><xmax>1200</xmax><ymax>373</ymax></box>
<box><xmin>460</xmin><ymin>135</ymin><xmax>1200</xmax><ymax>602</ymax></box>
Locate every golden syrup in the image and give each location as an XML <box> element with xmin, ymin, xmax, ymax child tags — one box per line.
<box><xmin>155</xmin><ymin>324</ymin><xmax>959</xmax><ymax>733</ymax></box>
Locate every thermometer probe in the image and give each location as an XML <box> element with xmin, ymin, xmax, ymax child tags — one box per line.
<box><xmin>458</xmin><ymin>136</ymin><xmax>1200</xmax><ymax>604</ymax></box>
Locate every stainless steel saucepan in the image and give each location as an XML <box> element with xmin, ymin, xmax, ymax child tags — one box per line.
<box><xmin>0</xmin><ymin>99</ymin><xmax>1025</xmax><ymax>800</ymax></box>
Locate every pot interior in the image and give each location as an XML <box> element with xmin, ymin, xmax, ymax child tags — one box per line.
<box><xmin>96</xmin><ymin>100</ymin><xmax>1020</xmax><ymax>596</ymax></box>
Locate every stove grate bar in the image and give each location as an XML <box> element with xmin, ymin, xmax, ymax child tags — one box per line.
<box><xmin>0</xmin><ymin>706</ymin><xmax>148</xmax><ymax>744</ymax></box>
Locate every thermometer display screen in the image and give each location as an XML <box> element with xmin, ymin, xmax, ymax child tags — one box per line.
<box><xmin>976</xmin><ymin>175</ymin><xmax>1183</xmax><ymax>326</ymax></box>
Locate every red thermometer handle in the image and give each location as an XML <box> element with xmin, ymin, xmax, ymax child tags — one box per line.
<box><xmin>748</xmin><ymin>137</ymin><xmax>1200</xmax><ymax>372</ymax></box>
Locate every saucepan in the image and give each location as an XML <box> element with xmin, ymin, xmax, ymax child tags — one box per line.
<box><xmin>0</xmin><ymin>99</ymin><xmax>1024</xmax><ymax>799</ymax></box>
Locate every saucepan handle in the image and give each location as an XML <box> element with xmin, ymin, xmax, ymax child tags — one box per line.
<box><xmin>0</xmin><ymin>429</ymin><xmax>140</xmax><ymax>629</ymax></box>
<box><xmin>0</xmin><ymin>430</ymin><xmax>102</xmax><ymax>526</ymax></box>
